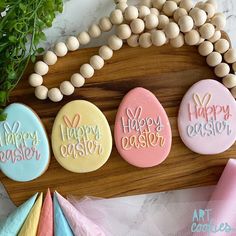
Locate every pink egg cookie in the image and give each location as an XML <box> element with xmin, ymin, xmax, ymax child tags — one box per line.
<box><xmin>178</xmin><ymin>79</ymin><xmax>236</xmax><ymax>155</ymax></box>
<box><xmin>114</xmin><ymin>87</ymin><xmax>172</xmax><ymax>168</ymax></box>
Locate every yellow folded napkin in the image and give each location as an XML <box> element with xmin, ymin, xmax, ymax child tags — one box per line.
<box><xmin>18</xmin><ymin>193</ymin><xmax>43</xmax><ymax>236</ymax></box>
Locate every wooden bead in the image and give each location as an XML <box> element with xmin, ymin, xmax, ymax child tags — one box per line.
<box><xmin>114</xmin><ymin>0</ymin><xmax>127</xmax><ymax>3</ymax></box>
<box><xmin>34</xmin><ymin>61</ymin><xmax>49</xmax><ymax>76</ymax></box>
<box><xmin>170</xmin><ymin>33</ymin><xmax>184</xmax><ymax>48</ymax></box>
<box><xmin>70</xmin><ymin>73</ymin><xmax>85</xmax><ymax>88</ymax></box>
<box><xmin>124</xmin><ymin>6</ymin><xmax>139</xmax><ymax>21</ymax></box>
<box><xmin>35</xmin><ymin>86</ymin><xmax>48</xmax><ymax>100</ymax></box>
<box><xmin>233</xmin><ymin>63</ymin><xmax>236</xmax><ymax>73</ymax></box>
<box><xmin>77</xmin><ymin>31</ymin><xmax>90</xmax><ymax>45</ymax></box>
<box><xmin>99</xmin><ymin>46</ymin><xmax>113</xmax><ymax>60</ymax></box>
<box><xmin>178</xmin><ymin>15</ymin><xmax>194</xmax><ymax>33</ymax></box>
<box><xmin>224</xmin><ymin>49</ymin><xmax>236</xmax><ymax>64</ymax></box>
<box><xmin>127</xmin><ymin>35</ymin><xmax>139</xmax><ymax>47</ymax></box>
<box><xmin>206</xmin><ymin>51</ymin><xmax>222</xmax><ymax>67</ymax></box>
<box><xmin>48</xmin><ymin>88</ymin><xmax>63</xmax><ymax>102</ymax></box>
<box><xmin>200</xmin><ymin>3</ymin><xmax>215</xmax><ymax>19</ymax></box>
<box><xmin>90</xmin><ymin>55</ymin><xmax>105</xmax><ymax>70</ymax></box>
<box><xmin>80</xmin><ymin>64</ymin><xmax>95</xmax><ymax>79</ymax></box>
<box><xmin>140</xmin><ymin>0</ymin><xmax>152</xmax><ymax>8</ymax></box>
<box><xmin>66</xmin><ymin>36</ymin><xmax>80</xmax><ymax>51</ymax></box>
<box><xmin>179</xmin><ymin>0</ymin><xmax>194</xmax><ymax>12</ymax></box>
<box><xmin>223</xmin><ymin>74</ymin><xmax>236</xmax><ymax>88</ymax></box>
<box><xmin>231</xmin><ymin>87</ymin><xmax>236</xmax><ymax>99</ymax></box>
<box><xmin>116</xmin><ymin>2</ymin><xmax>128</xmax><ymax>13</ymax></box>
<box><xmin>130</xmin><ymin>18</ymin><xmax>145</xmax><ymax>34</ymax></box>
<box><xmin>172</xmin><ymin>0</ymin><xmax>181</xmax><ymax>4</ymax></box>
<box><xmin>152</xmin><ymin>0</ymin><xmax>166</xmax><ymax>10</ymax></box>
<box><xmin>189</xmin><ymin>8</ymin><xmax>207</xmax><ymax>26</ymax></box>
<box><xmin>108</xmin><ymin>35</ymin><xmax>123</xmax><ymax>50</ymax></box>
<box><xmin>196</xmin><ymin>37</ymin><xmax>205</xmax><ymax>46</ymax></box>
<box><xmin>173</xmin><ymin>8</ymin><xmax>187</xmax><ymax>22</ymax></box>
<box><xmin>184</xmin><ymin>30</ymin><xmax>200</xmax><ymax>45</ymax></box>
<box><xmin>206</xmin><ymin>0</ymin><xmax>218</xmax><ymax>9</ymax></box>
<box><xmin>99</xmin><ymin>17</ymin><xmax>113</xmax><ymax>32</ymax></box>
<box><xmin>88</xmin><ymin>24</ymin><xmax>101</xmax><ymax>38</ymax></box>
<box><xmin>151</xmin><ymin>30</ymin><xmax>166</xmax><ymax>46</ymax></box>
<box><xmin>43</xmin><ymin>51</ymin><xmax>57</xmax><ymax>65</ymax></box>
<box><xmin>60</xmin><ymin>81</ymin><xmax>75</xmax><ymax>96</ymax></box>
<box><xmin>164</xmin><ymin>22</ymin><xmax>180</xmax><ymax>39</ymax></box>
<box><xmin>150</xmin><ymin>8</ymin><xmax>159</xmax><ymax>16</ymax></box>
<box><xmin>214</xmin><ymin>63</ymin><xmax>230</xmax><ymax>77</ymax></box>
<box><xmin>162</xmin><ymin>1</ymin><xmax>178</xmax><ymax>17</ymax></box>
<box><xmin>215</xmin><ymin>39</ymin><xmax>230</xmax><ymax>54</ymax></box>
<box><xmin>110</xmin><ymin>9</ymin><xmax>124</xmax><ymax>25</ymax></box>
<box><xmin>138</xmin><ymin>6</ymin><xmax>151</xmax><ymax>19</ymax></box>
<box><xmin>198</xmin><ymin>41</ymin><xmax>214</xmax><ymax>56</ymax></box>
<box><xmin>211</xmin><ymin>14</ymin><xmax>226</xmax><ymax>30</ymax></box>
<box><xmin>139</xmin><ymin>32</ymin><xmax>152</xmax><ymax>48</ymax></box>
<box><xmin>29</xmin><ymin>73</ymin><xmax>43</xmax><ymax>87</ymax></box>
<box><xmin>208</xmin><ymin>30</ymin><xmax>221</xmax><ymax>43</ymax></box>
<box><xmin>144</xmin><ymin>14</ymin><xmax>159</xmax><ymax>30</ymax></box>
<box><xmin>199</xmin><ymin>23</ymin><xmax>215</xmax><ymax>39</ymax></box>
<box><xmin>54</xmin><ymin>42</ymin><xmax>68</xmax><ymax>57</ymax></box>
<box><xmin>157</xmin><ymin>15</ymin><xmax>169</xmax><ymax>30</ymax></box>
<box><xmin>116</xmin><ymin>24</ymin><xmax>132</xmax><ymax>40</ymax></box>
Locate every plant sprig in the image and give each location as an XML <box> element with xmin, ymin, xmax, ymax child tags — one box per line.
<box><xmin>0</xmin><ymin>0</ymin><xmax>63</xmax><ymax>120</ymax></box>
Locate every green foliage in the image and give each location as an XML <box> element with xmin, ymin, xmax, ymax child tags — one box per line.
<box><xmin>0</xmin><ymin>0</ymin><xmax>63</xmax><ymax>119</ymax></box>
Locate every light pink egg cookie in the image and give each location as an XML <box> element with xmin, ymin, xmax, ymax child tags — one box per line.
<box><xmin>114</xmin><ymin>87</ymin><xmax>172</xmax><ymax>168</ymax></box>
<box><xmin>178</xmin><ymin>79</ymin><xmax>236</xmax><ymax>155</ymax></box>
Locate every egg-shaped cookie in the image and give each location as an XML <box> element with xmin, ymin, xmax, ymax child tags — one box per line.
<box><xmin>0</xmin><ymin>103</ymin><xmax>50</xmax><ymax>182</ymax></box>
<box><xmin>51</xmin><ymin>100</ymin><xmax>112</xmax><ymax>173</ymax></box>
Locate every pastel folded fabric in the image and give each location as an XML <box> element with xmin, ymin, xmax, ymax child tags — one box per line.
<box><xmin>56</xmin><ymin>192</ymin><xmax>105</xmax><ymax>236</ymax></box>
<box><xmin>37</xmin><ymin>189</ymin><xmax>53</xmax><ymax>236</ymax></box>
<box><xmin>53</xmin><ymin>192</ymin><xmax>73</xmax><ymax>236</ymax></box>
<box><xmin>0</xmin><ymin>193</ymin><xmax>38</xmax><ymax>236</ymax></box>
<box><xmin>207</xmin><ymin>159</ymin><xmax>236</xmax><ymax>233</ymax></box>
<box><xmin>18</xmin><ymin>193</ymin><xmax>43</xmax><ymax>236</ymax></box>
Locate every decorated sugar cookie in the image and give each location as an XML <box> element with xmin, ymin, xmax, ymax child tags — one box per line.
<box><xmin>0</xmin><ymin>103</ymin><xmax>50</xmax><ymax>182</ymax></box>
<box><xmin>51</xmin><ymin>100</ymin><xmax>112</xmax><ymax>173</ymax></box>
<box><xmin>178</xmin><ymin>79</ymin><xmax>236</xmax><ymax>155</ymax></box>
<box><xmin>114</xmin><ymin>88</ymin><xmax>172</xmax><ymax>168</ymax></box>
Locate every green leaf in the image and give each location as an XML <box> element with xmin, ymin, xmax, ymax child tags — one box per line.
<box><xmin>8</xmin><ymin>35</ymin><xmax>17</xmax><ymax>43</ymax></box>
<box><xmin>0</xmin><ymin>91</ymin><xmax>7</xmax><ymax>104</ymax></box>
<box><xmin>0</xmin><ymin>112</ymin><xmax>7</xmax><ymax>121</ymax></box>
<box><xmin>37</xmin><ymin>47</ymin><xmax>44</xmax><ymax>54</ymax></box>
<box><xmin>31</xmin><ymin>54</ymin><xmax>36</xmax><ymax>63</ymax></box>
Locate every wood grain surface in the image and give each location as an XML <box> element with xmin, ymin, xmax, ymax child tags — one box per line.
<box><xmin>1</xmin><ymin>36</ymin><xmax>235</xmax><ymax>205</ymax></box>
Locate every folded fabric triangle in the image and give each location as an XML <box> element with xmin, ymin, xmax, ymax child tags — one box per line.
<box><xmin>37</xmin><ymin>189</ymin><xmax>53</xmax><ymax>236</ymax></box>
<box><xmin>0</xmin><ymin>193</ymin><xmax>38</xmax><ymax>236</ymax></box>
<box><xmin>53</xmin><ymin>192</ymin><xmax>73</xmax><ymax>236</ymax></box>
<box><xmin>56</xmin><ymin>192</ymin><xmax>105</xmax><ymax>236</ymax></box>
<box><xmin>18</xmin><ymin>192</ymin><xmax>43</xmax><ymax>236</ymax></box>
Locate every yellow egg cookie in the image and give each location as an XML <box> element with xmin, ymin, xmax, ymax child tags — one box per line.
<box><xmin>51</xmin><ymin>100</ymin><xmax>112</xmax><ymax>173</ymax></box>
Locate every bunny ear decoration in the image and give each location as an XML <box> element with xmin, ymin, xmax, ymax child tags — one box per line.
<box><xmin>3</xmin><ymin>121</ymin><xmax>21</xmax><ymax>134</ymax></box>
<box><xmin>193</xmin><ymin>93</ymin><xmax>212</xmax><ymax>107</ymax></box>
<box><xmin>56</xmin><ymin>192</ymin><xmax>106</xmax><ymax>236</ymax></box>
<box><xmin>63</xmin><ymin>114</ymin><xmax>81</xmax><ymax>128</ymax></box>
<box><xmin>126</xmin><ymin>106</ymin><xmax>142</xmax><ymax>119</ymax></box>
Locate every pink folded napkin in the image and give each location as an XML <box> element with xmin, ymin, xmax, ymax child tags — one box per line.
<box><xmin>56</xmin><ymin>192</ymin><xmax>105</xmax><ymax>236</ymax></box>
<box><xmin>37</xmin><ymin>189</ymin><xmax>53</xmax><ymax>236</ymax></box>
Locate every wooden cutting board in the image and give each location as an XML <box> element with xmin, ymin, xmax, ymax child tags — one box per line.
<box><xmin>1</xmin><ymin>34</ymin><xmax>235</xmax><ymax>206</ymax></box>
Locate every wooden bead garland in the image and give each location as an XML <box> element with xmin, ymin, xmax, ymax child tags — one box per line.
<box><xmin>29</xmin><ymin>0</ymin><xmax>236</xmax><ymax>102</ymax></box>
